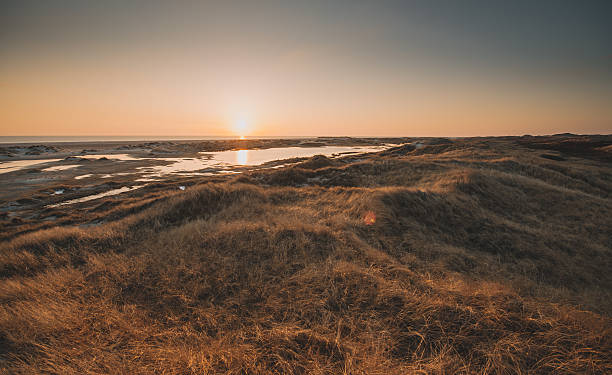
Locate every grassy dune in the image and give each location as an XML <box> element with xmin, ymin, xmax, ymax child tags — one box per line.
<box><xmin>1</xmin><ymin>136</ymin><xmax>611</xmax><ymax>374</ymax></box>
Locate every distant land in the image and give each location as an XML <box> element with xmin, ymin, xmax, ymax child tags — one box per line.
<box><xmin>1</xmin><ymin>133</ymin><xmax>608</xmax><ymax>144</ymax></box>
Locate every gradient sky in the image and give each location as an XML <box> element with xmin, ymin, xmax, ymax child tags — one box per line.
<box><xmin>1</xmin><ymin>0</ymin><xmax>611</xmax><ymax>137</ymax></box>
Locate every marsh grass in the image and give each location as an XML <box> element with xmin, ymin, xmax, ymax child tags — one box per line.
<box><xmin>1</xmin><ymin>137</ymin><xmax>611</xmax><ymax>373</ymax></box>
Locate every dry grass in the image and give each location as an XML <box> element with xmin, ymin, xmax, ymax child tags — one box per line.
<box><xmin>1</xmin><ymin>136</ymin><xmax>611</xmax><ymax>374</ymax></box>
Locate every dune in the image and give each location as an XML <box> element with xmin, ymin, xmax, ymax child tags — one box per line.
<box><xmin>0</xmin><ymin>135</ymin><xmax>610</xmax><ymax>374</ymax></box>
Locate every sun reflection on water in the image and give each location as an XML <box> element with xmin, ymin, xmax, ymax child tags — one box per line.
<box><xmin>237</xmin><ymin>149</ymin><xmax>248</xmax><ymax>165</ymax></box>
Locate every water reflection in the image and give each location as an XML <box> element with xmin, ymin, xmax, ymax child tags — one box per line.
<box><xmin>136</xmin><ymin>145</ymin><xmax>391</xmax><ymax>178</ymax></box>
<box><xmin>212</xmin><ymin>146</ymin><xmax>388</xmax><ymax>166</ymax></box>
<box><xmin>0</xmin><ymin>159</ymin><xmax>61</xmax><ymax>174</ymax></box>
<box><xmin>237</xmin><ymin>149</ymin><xmax>248</xmax><ymax>165</ymax></box>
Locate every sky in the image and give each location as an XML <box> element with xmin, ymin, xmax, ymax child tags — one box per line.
<box><xmin>1</xmin><ymin>0</ymin><xmax>611</xmax><ymax>137</ymax></box>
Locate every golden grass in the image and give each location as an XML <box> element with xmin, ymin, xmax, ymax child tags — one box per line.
<box><xmin>1</xmin><ymin>137</ymin><xmax>611</xmax><ymax>373</ymax></box>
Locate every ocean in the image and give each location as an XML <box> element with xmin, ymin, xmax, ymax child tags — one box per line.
<box><xmin>0</xmin><ymin>136</ymin><xmax>307</xmax><ymax>144</ymax></box>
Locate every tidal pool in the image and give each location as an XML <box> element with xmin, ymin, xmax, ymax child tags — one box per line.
<box><xmin>0</xmin><ymin>154</ymin><xmax>139</xmax><ymax>175</ymax></box>
<box><xmin>0</xmin><ymin>159</ymin><xmax>62</xmax><ymax>174</ymax></box>
<box><xmin>138</xmin><ymin>145</ymin><xmax>389</xmax><ymax>177</ymax></box>
<box><xmin>47</xmin><ymin>185</ymin><xmax>145</xmax><ymax>208</ymax></box>
<box><xmin>212</xmin><ymin>146</ymin><xmax>386</xmax><ymax>166</ymax></box>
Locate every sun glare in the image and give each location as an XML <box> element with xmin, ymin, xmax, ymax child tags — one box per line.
<box><xmin>233</xmin><ymin>118</ymin><xmax>251</xmax><ymax>139</ymax></box>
